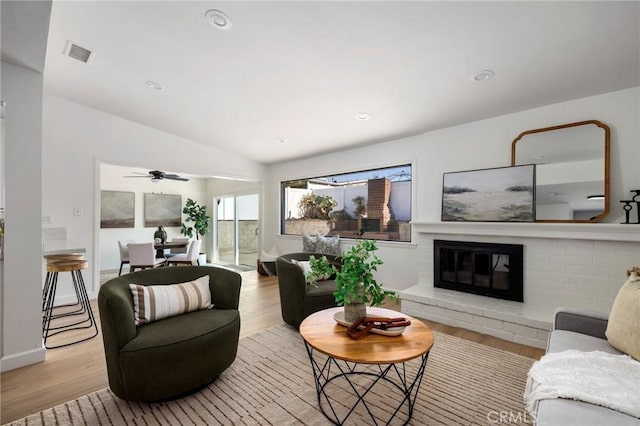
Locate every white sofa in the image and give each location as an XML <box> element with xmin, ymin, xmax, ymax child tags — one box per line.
<box><xmin>533</xmin><ymin>308</ymin><xmax>640</xmax><ymax>426</ymax></box>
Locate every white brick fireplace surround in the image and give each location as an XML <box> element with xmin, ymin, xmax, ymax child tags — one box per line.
<box><xmin>399</xmin><ymin>222</ymin><xmax>640</xmax><ymax>349</ymax></box>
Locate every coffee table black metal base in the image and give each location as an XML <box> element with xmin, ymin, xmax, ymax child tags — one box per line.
<box><xmin>304</xmin><ymin>341</ymin><xmax>429</xmax><ymax>426</ymax></box>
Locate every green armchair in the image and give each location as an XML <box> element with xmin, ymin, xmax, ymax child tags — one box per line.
<box><xmin>98</xmin><ymin>266</ymin><xmax>241</xmax><ymax>402</ymax></box>
<box><xmin>276</xmin><ymin>253</ymin><xmax>340</xmax><ymax>329</ymax></box>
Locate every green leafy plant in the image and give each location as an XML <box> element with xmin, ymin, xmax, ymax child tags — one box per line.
<box><xmin>308</xmin><ymin>239</ymin><xmax>397</xmax><ymax>307</ymax></box>
<box><xmin>352</xmin><ymin>195</ymin><xmax>366</xmax><ymax>218</ymax></box>
<box><xmin>298</xmin><ymin>193</ymin><xmax>338</xmax><ymax>219</ymax></box>
<box><xmin>180</xmin><ymin>198</ymin><xmax>210</xmax><ymax>240</ymax></box>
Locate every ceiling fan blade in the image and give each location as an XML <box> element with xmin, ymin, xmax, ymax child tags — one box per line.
<box><xmin>164</xmin><ymin>174</ymin><xmax>189</xmax><ymax>181</ymax></box>
<box><xmin>124</xmin><ymin>175</ymin><xmax>152</xmax><ymax>178</ymax></box>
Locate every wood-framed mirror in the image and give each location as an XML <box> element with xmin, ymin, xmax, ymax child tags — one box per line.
<box><xmin>511</xmin><ymin>120</ymin><xmax>610</xmax><ymax>223</ymax></box>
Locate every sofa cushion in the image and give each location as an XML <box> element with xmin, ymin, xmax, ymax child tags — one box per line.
<box><xmin>302</xmin><ymin>233</ymin><xmax>340</xmax><ymax>256</ymax></box>
<box><xmin>315</xmin><ymin>234</ymin><xmax>340</xmax><ymax>256</ymax></box>
<box><xmin>536</xmin><ymin>398</ymin><xmax>640</xmax><ymax>426</ymax></box>
<box><xmin>129</xmin><ymin>275</ymin><xmax>212</xmax><ymax>325</ymax></box>
<box><xmin>292</xmin><ymin>258</ymin><xmax>332</xmax><ymax>282</ymax></box>
<box><xmin>122</xmin><ymin>308</ymin><xmax>239</xmax><ymax>352</ymax></box>
<box><xmin>547</xmin><ymin>330</ymin><xmax>623</xmax><ymax>355</ymax></box>
<box><xmin>291</xmin><ymin>259</ymin><xmax>316</xmax><ymax>276</ymax></box>
<box><xmin>606</xmin><ymin>270</ymin><xmax>640</xmax><ymax>361</ymax></box>
<box><xmin>302</xmin><ymin>234</ymin><xmax>318</xmax><ymax>252</ymax></box>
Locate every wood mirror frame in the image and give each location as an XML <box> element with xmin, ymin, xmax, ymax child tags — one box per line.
<box><xmin>511</xmin><ymin>120</ymin><xmax>610</xmax><ymax>223</ymax></box>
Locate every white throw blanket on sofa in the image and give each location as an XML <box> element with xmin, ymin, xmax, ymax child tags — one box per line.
<box><xmin>525</xmin><ymin>350</ymin><xmax>640</xmax><ymax>418</ymax></box>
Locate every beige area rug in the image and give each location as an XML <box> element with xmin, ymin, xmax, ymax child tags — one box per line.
<box><xmin>6</xmin><ymin>324</ymin><xmax>535</xmax><ymax>425</ymax></box>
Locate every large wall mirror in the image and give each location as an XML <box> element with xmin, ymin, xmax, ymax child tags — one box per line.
<box><xmin>511</xmin><ymin>120</ymin><xmax>610</xmax><ymax>223</ymax></box>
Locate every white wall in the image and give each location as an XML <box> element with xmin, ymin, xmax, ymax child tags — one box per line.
<box><xmin>263</xmin><ymin>87</ymin><xmax>640</xmax><ymax>292</ymax></box>
<box><xmin>42</xmin><ymin>95</ymin><xmax>264</xmax><ymax>301</ymax></box>
<box><xmin>1</xmin><ymin>61</ymin><xmax>46</xmax><ymax>370</ymax></box>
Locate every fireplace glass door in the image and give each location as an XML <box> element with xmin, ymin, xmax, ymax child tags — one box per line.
<box><xmin>435</xmin><ymin>240</ymin><xmax>523</xmax><ymax>302</ymax></box>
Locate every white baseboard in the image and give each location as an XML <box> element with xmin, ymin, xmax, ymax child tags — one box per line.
<box><xmin>1</xmin><ymin>346</ymin><xmax>46</xmax><ymax>372</ymax></box>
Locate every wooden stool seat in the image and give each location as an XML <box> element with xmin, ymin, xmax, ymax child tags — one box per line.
<box><xmin>46</xmin><ymin>260</ymin><xmax>89</xmax><ymax>273</ymax></box>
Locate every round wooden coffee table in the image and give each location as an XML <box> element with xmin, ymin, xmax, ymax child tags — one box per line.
<box><xmin>299</xmin><ymin>307</ymin><xmax>434</xmax><ymax>425</ymax></box>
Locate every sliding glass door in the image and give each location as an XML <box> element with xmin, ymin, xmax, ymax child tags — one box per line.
<box><xmin>215</xmin><ymin>193</ymin><xmax>259</xmax><ymax>267</ymax></box>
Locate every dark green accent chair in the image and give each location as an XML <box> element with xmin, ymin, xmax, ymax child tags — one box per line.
<box><xmin>98</xmin><ymin>266</ymin><xmax>241</xmax><ymax>402</ymax></box>
<box><xmin>276</xmin><ymin>253</ymin><xmax>340</xmax><ymax>329</ymax></box>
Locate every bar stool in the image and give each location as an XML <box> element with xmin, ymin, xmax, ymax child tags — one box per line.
<box><xmin>42</xmin><ymin>254</ymin><xmax>84</xmax><ymax>311</ymax></box>
<box><xmin>42</xmin><ymin>254</ymin><xmax>98</xmax><ymax>349</ymax></box>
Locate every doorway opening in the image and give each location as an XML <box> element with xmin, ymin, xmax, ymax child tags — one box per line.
<box><xmin>214</xmin><ymin>193</ymin><xmax>259</xmax><ymax>271</ymax></box>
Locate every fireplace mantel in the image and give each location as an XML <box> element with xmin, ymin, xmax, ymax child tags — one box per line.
<box><xmin>412</xmin><ymin>222</ymin><xmax>639</xmax><ymax>242</ymax></box>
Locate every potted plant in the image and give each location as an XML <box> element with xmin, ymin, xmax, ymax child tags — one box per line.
<box><xmin>307</xmin><ymin>239</ymin><xmax>397</xmax><ymax>323</ymax></box>
<box><xmin>352</xmin><ymin>195</ymin><xmax>366</xmax><ymax>233</ymax></box>
<box><xmin>180</xmin><ymin>198</ymin><xmax>210</xmax><ymax>264</ymax></box>
<box><xmin>299</xmin><ymin>193</ymin><xmax>338</xmax><ymax>219</ymax></box>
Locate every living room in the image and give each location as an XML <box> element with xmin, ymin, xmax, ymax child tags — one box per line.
<box><xmin>2</xmin><ymin>1</ymin><xmax>639</xmax><ymax>424</ymax></box>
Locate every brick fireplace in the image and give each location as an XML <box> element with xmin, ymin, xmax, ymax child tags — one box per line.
<box><xmin>366</xmin><ymin>178</ymin><xmax>392</xmax><ymax>232</ymax></box>
<box><xmin>399</xmin><ymin>222</ymin><xmax>640</xmax><ymax>348</ymax></box>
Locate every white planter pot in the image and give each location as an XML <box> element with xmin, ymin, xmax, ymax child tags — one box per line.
<box><xmin>198</xmin><ymin>253</ymin><xmax>207</xmax><ymax>265</ymax></box>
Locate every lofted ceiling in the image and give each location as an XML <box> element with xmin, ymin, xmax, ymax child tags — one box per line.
<box><xmin>43</xmin><ymin>1</ymin><xmax>640</xmax><ymax>165</ymax></box>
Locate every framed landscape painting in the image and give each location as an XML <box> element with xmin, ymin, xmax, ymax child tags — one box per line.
<box><xmin>101</xmin><ymin>191</ymin><xmax>135</xmax><ymax>228</ymax></box>
<box><xmin>144</xmin><ymin>193</ymin><xmax>182</xmax><ymax>227</ymax></box>
<box><xmin>442</xmin><ymin>165</ymin><xmax>535</xmax><ymax>222</ymax></box>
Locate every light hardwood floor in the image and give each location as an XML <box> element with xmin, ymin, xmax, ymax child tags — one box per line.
<box><xmin>1</xmin><ymin>271</ymin><xmax>544</xmax><ymax>423</ymax></box>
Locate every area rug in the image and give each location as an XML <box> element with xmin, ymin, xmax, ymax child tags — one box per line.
<box><xmin>5</xmin><ymin>324</ymin><xmax>535</xmax><ymax>425</ymax></box>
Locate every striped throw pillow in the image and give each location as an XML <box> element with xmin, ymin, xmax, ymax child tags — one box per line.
<box><xmin>129</xmin><ymin>276</ymin><xmax>213</xmax><ymax>326</ymax></box>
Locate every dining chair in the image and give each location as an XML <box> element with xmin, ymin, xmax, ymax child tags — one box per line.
<box><xmin>128</xmin><ymin>242</ymin><xmax>166</xmax><ymax>272</ymax></box>
<box><xmin>118</xmin><ymin>240</ymin><xmax>135</xmax><ymax>276</ymax></box>
<box><xmin>168</xmin><ymin>238</ymin><xmax>190</xmax><ymax>257</ymax></box>
<box><xmin>168</xmin><ymin>239</ymin><xmax>201</xmax><ymax>266</ymax></box>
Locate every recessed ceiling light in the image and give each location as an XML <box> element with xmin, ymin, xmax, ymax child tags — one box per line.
<box><xmin>472</xmin><ymin>70</ymin><xmax>495</xmax><ymax>82</ymax></box>
<box><xmin>146</xmin><ymin>81</ymin><xmax>164</xmax><ymax>90</ymax></box>
<box><xmin>355</xmin><ymin>112</ymin><xmax>371</xmax><ymax>121</ymax></box>
<box><xmin>587</xmin><ymin>195</ymin><xmax>605</xmax><ymax>200</ymax></box>
<box><xmin>206</xmin><ymin>9</ymin><xmax>232</xmax><ymax>30</ymax></box>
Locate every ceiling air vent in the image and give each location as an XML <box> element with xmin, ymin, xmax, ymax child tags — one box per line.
<box><xmin>63</xmin><ymin>40</ymin><xmax>95</xmax><ymax>64</ymax></box>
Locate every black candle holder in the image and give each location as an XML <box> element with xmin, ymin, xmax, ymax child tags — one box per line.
<box><xmin>621</xmin><ymin>189</ymin><xmax>640</xmax><ymax>224</ymax></box>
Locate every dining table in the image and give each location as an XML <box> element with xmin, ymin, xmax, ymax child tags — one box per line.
<box><xmin>153</xmin><ymin>241</ymin><xmax>189</xmax><ymax>258</ymax></box>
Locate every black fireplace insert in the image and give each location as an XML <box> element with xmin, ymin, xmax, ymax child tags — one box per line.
<box><xmin>434</xmin><ymin>240</ymin><xmax>523</xmax><ymax>302</ymax></box>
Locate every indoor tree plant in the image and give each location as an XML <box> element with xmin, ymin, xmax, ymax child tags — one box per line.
<box><xmin>307</xmin><ymin>239</ymin><xmax>397</xmax><ymax>323</ymax></box>
<box><xmin>181</xmin><ymin>198</ymin><xmax>211</xmax><ymax>263</ymax></box>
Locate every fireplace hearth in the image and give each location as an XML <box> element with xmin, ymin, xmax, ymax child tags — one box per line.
<box><xmin>434</xmin><ymin>240</ymin><xmax>523</xmax><ymax>302</ymax></box>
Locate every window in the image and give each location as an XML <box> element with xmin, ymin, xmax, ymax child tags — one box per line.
<box><xmin>281</xmin><ymin>164</ymin><xmax>411</xmax><ymax>242</ymax></box>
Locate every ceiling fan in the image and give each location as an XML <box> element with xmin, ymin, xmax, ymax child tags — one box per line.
<box><xmin>125</xmin><ymin>170</ymin><xmax>189</xmax><ymax>182</ymax></box>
